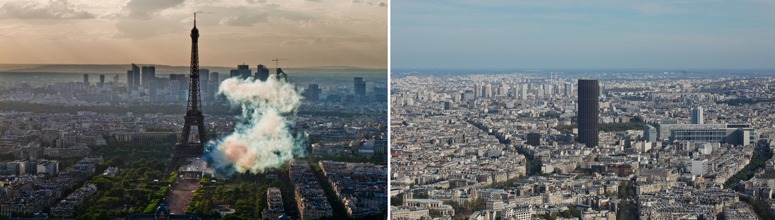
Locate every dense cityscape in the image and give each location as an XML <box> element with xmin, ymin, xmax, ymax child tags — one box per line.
<box><xmin>390</xmin><ymin>71</ymin><xmax>775</xmax><ymax>220</ymax></box>
<box><xmin>0</xmin><ymin>63</ymin><xmax>388</xmax><ymax>219</ymax></box>
<box><xmin>2</xmin><ymin>0</ymin><xmax>774</xmax><ymax>219</ymax></box>
<box><xmin>0</xmin><ymin>0</ymin><xmax>393</xmax><ymax>219</ymax></box>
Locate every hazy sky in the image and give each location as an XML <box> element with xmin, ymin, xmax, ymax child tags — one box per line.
<box><xmin>0</xmin><ymin>0</ymin><xmax>387</xmax><ymax>68</ymax></box>
<box><xmin>392</xmin><ymin>0</ymin><xmax>775</xmax><ymax>69</ymax></box>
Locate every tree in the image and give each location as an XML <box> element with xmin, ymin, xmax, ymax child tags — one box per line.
<box><xmin>391</xmin><ymin>195</ymin><xmax>404</xmax><ymax>206</ymax></box>
<box><xmin>239</xmin><ymin>182</ymin><xmax>252</xmax><ymax>193</ymax></box>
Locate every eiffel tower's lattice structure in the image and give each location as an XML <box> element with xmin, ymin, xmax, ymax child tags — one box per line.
<box><xmin>168</xmin><ymin>14</ymin><xmax>207</xmax><ymax>173</ymax></box>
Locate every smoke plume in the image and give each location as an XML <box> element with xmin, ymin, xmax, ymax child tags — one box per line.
<box><xmin>206</xmin><ymin>75</ymin><xmax>305</xmax><ymax>174</ymax></box>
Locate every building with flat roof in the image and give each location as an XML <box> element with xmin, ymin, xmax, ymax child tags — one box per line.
<box><xmin>391</xmin><ymin>206</ymin><xmax>430</xmax><ymax>220</ymax></box>
<box><xmin>644</xmin><ymin>125</ymin><xmax>657</xmax><ymax>142</ymax></box>
<box><xmin>526</xmin><ymin>133</ymin><xmax>541</xmax><ymax>146</ymax></box>
<box><xmin>578</xmin><ymin>79</ymin><xmax>599</xmax><ymax>147</ymax></box>
<box><xmin>659</xmin><ymin>123</ymin><xmax>756</xmax><ymax>145</ymax></box>
<box><xmin>404</xmin><ymin>199</ymin><xmax>455</xmax><ymax>217</ymax></box>
<box><xmin>691</xmin><ymin>107</ymin><xmax>704</xmax><ymax>124</ymax></box>
<box><xmin>262</xmin><ymin>187</ymin><xmax>285</xmax><ymax>220</ymax></box>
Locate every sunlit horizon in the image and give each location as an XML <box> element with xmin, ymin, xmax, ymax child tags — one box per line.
<box><xmin>0</xmin><ymin>0</ymin><xmax>388</xmax><ymax>68</ymax></box>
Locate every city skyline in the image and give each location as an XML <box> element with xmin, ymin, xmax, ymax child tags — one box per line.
<box><xmin>0</xmin><ymin>0</ymin><xmax>387</xmax><ymax>68</ymax></box>
<box><xmin>392</xmin><ymin>0</ymin><xmax>775</xmax><ymax>69</ymax></box>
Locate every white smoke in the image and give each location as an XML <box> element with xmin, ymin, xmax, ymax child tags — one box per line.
<box><xmin>206</xmin><ymin>75</ymin><xmax>304</xmax><ymax>174</ymax></box>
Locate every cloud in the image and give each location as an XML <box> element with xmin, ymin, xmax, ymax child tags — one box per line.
<box><xmin>122</xmin><ymin>0</ymin><xmax>185</xmax><ymax>19</ymax></box>
<box><xmin>278</xmin><ymin>34</ymin><xmax>377</xmax><ymax>46</ymax></box>
<box><xmin>115</xmin><ymin>18</ymin><xmax>183</xmax><ymax>38</ymax></box>
<box><xmin>217</xmin><ymin>5</ymin><xmax>316</xmax><ymax>26</ymax></box>
<box><xmin>280</xmin><ymin>38</ymin><xmax>318</xmax><ymax>46</ymax></box>
<box><xmin>112</xmin><ymin>0</ymin><xmax>187</xmax><ymax>37</ymax></box>
<box><xmin>0</xmin><ymin>0</ymin><xmax>95</xmax><ymax>20</ymax></box>
<box><xmin>219</xmin><ymin>12</ymin><xmax>269</xmax><ymax>26</ymax></box>
<box><xmin>351</xmin><ymin>0</ymin><xmax>386</xmax><ymax>7</ymax></box>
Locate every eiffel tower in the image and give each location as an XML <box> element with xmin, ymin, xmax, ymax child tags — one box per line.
<box><xmin>168</xmin><ymin>13</ymin><xmax>207</xmax><ymax>173</ymax></box>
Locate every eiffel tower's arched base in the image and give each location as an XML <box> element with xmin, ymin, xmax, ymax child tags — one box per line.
<box><xmin>166</xmin><ymin>142</ymin><xmax>204</xmax><ymax>173</ymax></box>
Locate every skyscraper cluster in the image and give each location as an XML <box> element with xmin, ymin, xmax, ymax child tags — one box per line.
<box><xmin>228</xmin><ymin>63</ymin><xmax>282</xmax><ymax>82</ymax></box>
<box><xmin>83</xmin><ymin>74</ymin><xmax>107</xmax><ymax>89</ymax></box>
<box><xmin>126</xmin><ymin>64</ymin><xmax>153</xmax><ymax>92</ymax></box>
<box><xmin>463</xmin><ymin>80</ymin><xmax>572</xmax><ymax>102</ymax></box>
<box><xmin>230</xmin><ymin>64</ymin><xmax>251</xmax><ymax>79</ymax></box>
<box><xmin>305</xmin><ymin>84</ymin><xmax>322</xmax><ymax>101</ymax></box>
<box><xmin>122</xmin><ymin>64</ymin><xmax>219</xmax><ymax>102</ymax></box>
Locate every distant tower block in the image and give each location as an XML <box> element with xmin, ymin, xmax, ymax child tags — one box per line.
<box><xmin>578</xmin><ymin>79</ymin><xmax>599</xmax><ymax>147</ymax></box>
<box><xmin>237</xmin><ymin>64</ymin><xmax>251</xmax><ymax>79</ymax></box>
<box><xmin>256</xmin><ymin>64</ymin><xmax>270</xmax><ymax>81</ymax></box>
<box><xmin>305</xmin><ymin>84</ymin><xmax>321</xmax><ymax>101</ymax></box>
<box><xmin>126</xmin><ymin>70</ymin><xmax>133</xmax><ymax>92</ymax></box>
<box><xmin>691</xmin><ymin>107</ymin><xmax>704</xmax><ymax>124</ymax></box>
<box><xmin>199</xmin><ymin>69</ymin><xmax>210</xmax><ymax>98</ymax></box>
<box><xmin>209</xmin><ymin>72</ymin><xmax>219</xmax><ymax>99</ymax></box>
<box><xmin>142</xmin><ymin>66</ymin><xmax>156</xmax><ymax>88</ymax></box>
<box><xmin>354</xmin><ymin>77</ymin><xmax>366</xmax><ymax>96</ymax></box>
<box><xmin>132</xmin><ymin>63</ymin><xmax>140</xmax><ymax>89</ymax></box>
<box><xmin>527</xmin><ymin>133</ymin><xmax>541</xmax><ymax>146</ymax></box>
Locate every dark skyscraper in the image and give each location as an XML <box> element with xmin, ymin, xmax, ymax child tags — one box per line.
<box><xmin>578</xmin><ymin>79</ymin><xmax>599</xmax><ymax>147</ymax></box>
<box><xmin>132</xmin><ymin>63</ymin><xmax>140</xmax><ymax>90</ymax></box>
<box><xmin>83</xmin><ymin>74</ymin><xmax>89</xmax><ymax>86</ymax></box>
<box><xmin>142</xmin><ymin>66</ymin><xmax>156</xmax><ymax>87</ymax></box>
<box><xmin>210</xmin><ymin>72</ymin><xmax>219</xmax><ymax>83</ymax></box>
<box><xmin>126</xmin><ymin>70</ymin><xmax>133</xmax><ymax>92</ymax></box>
<box><xmin>149</xmin><ymin>79</ymin><xmax>157</xmax><ymax>101</ymax></box>
<box><xmin>256</xmin><ymin>64</ymin><xmax>270</xmax><ymax>81</ymax></box>
<box><xmin>527</xmin><ymin>133</ymin><xmax>541</xmax><ymax>146</ymax></box>
<box><xmin>209</xmin><ymin>72</ymin><xmax>219</xmax><ymax>99</ymax></box>
<box><xmin>199</xmin><ymin>69</ymin><xmax>209</xmax><ymax>97</ymax></box>
<box><xmin>99</xmin><ymin>74</ymin><xmax>105</xmax><ymax>88</ymax></box>
<box><xmin>305</xmin><ymin>84</ymin><xmax>321</xmax><ymax>101</ymax></box>
<box><xmin>169</xmin><ymin>74</ymin><xmax>181</xmax><ymax>101</ymax></box>
<box><xmin>354</xmin><ymin>77</ymin><xmax>366</xmax><ymax>96</ymax></box>
<box><xmin>238</xmin><ymin>64</ymin><xmax>250</xmax><ymax>79</ymax></box>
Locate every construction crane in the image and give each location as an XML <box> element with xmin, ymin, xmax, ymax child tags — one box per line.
<box><xmin>271</xmin><ymin>58</ymin><xmax>287</xmax><ymax>69</ymax></box>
